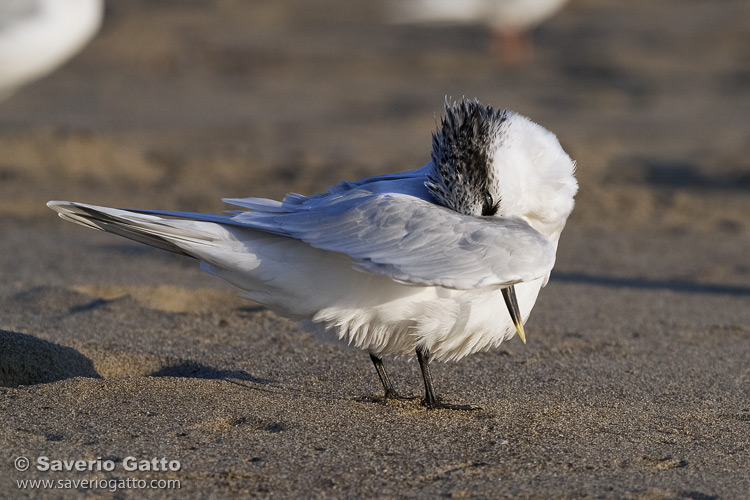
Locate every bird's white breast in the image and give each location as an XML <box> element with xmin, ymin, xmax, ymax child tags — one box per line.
<box><xmin>303</xmin><ymin>272</ymin><xmax>545</xmax><ymax>362</ymax></box>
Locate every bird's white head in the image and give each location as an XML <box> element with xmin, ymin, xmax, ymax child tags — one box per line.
<box><xmin>426</xmin><ymin>98</ymin><xmax>577</xmax><ymax>241</ymax></box>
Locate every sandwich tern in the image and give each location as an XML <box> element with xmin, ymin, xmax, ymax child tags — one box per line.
<box><xmin>0</xmin><ymin>0</ymin><xmax>102</xmax><ymax>100</ymax></box>
<box><xmin>48</xmin><ymin>98</ymin><xmax>577</xmax><ymax>409</ymax></box>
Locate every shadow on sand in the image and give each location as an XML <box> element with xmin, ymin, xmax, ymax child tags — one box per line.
<box><xmin>555</xmin><ymin>272</ymin><xmax>750</xmax><ymax>297</ymax></box>
<box><xmin>0</xmin><ymin>330</ymin><xmax>100</xmax><ymax>387</ymax></box>
<box><xmin>150</xmin><ymin>362</ymin><xmax>275</xmax><ymax>385</ymax></box>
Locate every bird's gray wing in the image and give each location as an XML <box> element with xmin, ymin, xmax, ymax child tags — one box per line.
<box><xmin>229</xmin><ymin>190</ymin><xmax>555</xmax><ymax>290</ymax></box>
<box><xmin>224</xmin><ymin>163</ymin><xmax>434</xmax><ymax>212</ymax></box>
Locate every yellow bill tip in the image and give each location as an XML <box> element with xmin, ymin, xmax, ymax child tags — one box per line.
<box><xmin>515</xmin><ymin>321</ymin><xmax>527</xmax><ymax>344</ymax></box>
<box><xmin>502</xmin><ymin>285</ymin><xmax>527</xmax><ymax>344</ymax></box>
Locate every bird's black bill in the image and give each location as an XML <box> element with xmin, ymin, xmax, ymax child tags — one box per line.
<box><xmin>502</xmin><ymin>285</ymin><xmax>527</xmax><ymax>343</ymax></box>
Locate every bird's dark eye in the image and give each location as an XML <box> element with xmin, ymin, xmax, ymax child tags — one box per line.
<box><xmin>482</xmin><ymin>193</ymin><xmax>497</xmax><ymax>216</ymax></box>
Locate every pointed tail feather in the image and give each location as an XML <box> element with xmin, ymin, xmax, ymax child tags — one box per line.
<box><xmin>46</xmin><ymin>201</ymin><xmax>222</xmax><ymax>257</ymax></box>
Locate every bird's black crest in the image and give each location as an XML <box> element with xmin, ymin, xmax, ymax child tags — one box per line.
<box><xmin>426</xmin><ymin>98</ymin><xmax>508</xmax><ymax>215</ymax></box>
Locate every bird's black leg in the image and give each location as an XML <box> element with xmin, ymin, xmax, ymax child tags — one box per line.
<box><xmin>370</xmin><ymin>353</ymin><xmax>411</xmax><ymax>402</ymax></box>
<box><xmin>416</xmin><ymin>346</ymin><xmax>439</xmax><ymax>408</ymax></box>
<box><xmin>416</xmin><ymin>346</ymin><xmax>480</xmax><ymax>411</ymax></box>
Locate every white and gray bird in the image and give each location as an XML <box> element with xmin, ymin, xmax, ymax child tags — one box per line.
<box><xmin>48</xmin><ymin>98</ymin><xmax>577</xmax><ymax>409</ymax></box>
<box><xmin>0</xmin><ymin>0</ymin><xmax>103</xmax><ymax>100</ymax></box>
<box><xmin>389</xmin><ymin>0</ymin><xmax>569</xmax><ymax>63</ymax></box>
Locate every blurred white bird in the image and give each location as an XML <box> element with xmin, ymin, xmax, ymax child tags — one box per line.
<box><xmin>389</xmin><ymin>0</ymin><xmax>569</xmax><ymax>63</ymax></box>
<box><xmin>0</xmin><ymin>0</ymin><xmax>103</xmax><ymax>100</ymax></box>
<box><xmin>48</xmin><ymin>98</ymin><xmax>577</xmax><ymax>409</ymax></box>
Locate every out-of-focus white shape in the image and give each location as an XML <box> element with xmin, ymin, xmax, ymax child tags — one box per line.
<box><xmin>390</xmin><ymin>0</ymin><xmax>569</xmax><ymax>62</ymax></box>
<box><xmin>0</xmin><ymin>0</ymin><xmax>103</xmax><ymax>99</ymax></box>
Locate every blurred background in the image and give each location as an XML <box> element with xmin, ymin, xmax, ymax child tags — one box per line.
<box><xmin>1</xmin><ymin>3</ymin><xmax>749</xmax><ymax>496</ymax></box>
<box><xmin>1</xmin><ymin>0</ymin><xmax>749</xmax><ymax>286</ymax></box>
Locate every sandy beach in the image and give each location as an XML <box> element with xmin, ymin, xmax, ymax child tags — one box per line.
<box><xmin>1</xmin><ymin>0</ymin><xmax>749</xmax><ymax>498</ymax></box>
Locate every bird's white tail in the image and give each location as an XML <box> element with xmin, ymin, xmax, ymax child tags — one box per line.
<box><xmin>46</xmin><ymin>201</ymin><xmax>224</xmax><ymax>258</ymax></box>
<box><xmin>46</xmin><ymin>200</ymin><xmax>392</xmax><ymax>324</ymax></box>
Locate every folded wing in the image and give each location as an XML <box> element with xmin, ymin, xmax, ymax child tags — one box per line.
<box><xmin>49</xmin><ymin>188</ymin><xmax>555</xmax><ymax>291</ymax></box>
<box><xmin>226</xmin><ymin>190</ymin><xmax>555</xmax><ymax>289</ymax></box>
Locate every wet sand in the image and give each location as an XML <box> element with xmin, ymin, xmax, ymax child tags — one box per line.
<box><xmin>1</xmin><ymin>0</ymin><xmax>749</xmax><ymax>498</ymax></box>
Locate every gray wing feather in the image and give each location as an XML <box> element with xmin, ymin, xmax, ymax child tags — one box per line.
<box><xmin>230</xmin><ymin>191</ymin><xmax>555</xmax><ymax>289</ymax></box>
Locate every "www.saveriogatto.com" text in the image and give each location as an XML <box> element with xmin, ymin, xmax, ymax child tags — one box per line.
<box><xmin>17</xmin><ymin>477</ymin><xmax>180</xmax><ymax>492</ymax></box>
